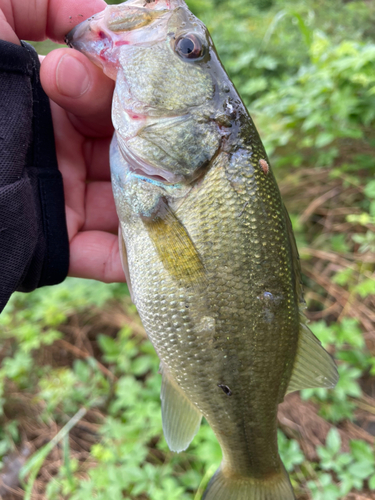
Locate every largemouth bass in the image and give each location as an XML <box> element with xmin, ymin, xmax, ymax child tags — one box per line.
<box><xmin>66</xmin><ymin>1</ymin><xmax>338</xmax><ymax>498</ymax></box>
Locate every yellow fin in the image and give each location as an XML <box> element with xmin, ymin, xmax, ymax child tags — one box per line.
<box><xmin>286</xmin><ymin>319</ymin><xmax>338</xmax><ymax>394</ymax></box>
<box><xmin>160</xmin><ymin>365</ymin><xmax>202</xmax><ymax>453</ymax></box>
<box><xmin>143</xmin><ymin>201</ymin><xmax>206</xmax><ymax>287</ymax></box>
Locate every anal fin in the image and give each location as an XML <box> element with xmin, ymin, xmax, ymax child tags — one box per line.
<box><xmin>287</xmin><ymin>318</ymin><xmax>338</xmax><ymax>394</ymax></box>
<box><xmin>161</xmin><ymin>366</ymin><xmax>202</xmax><ymax>452</ymax></box>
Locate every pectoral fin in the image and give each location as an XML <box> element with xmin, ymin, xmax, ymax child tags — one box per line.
<box><xmin>144</xmin><ymin>201</ymin><xmax>206</xmax><ymax>289</ymax></box>
<box><xmin>286</xmin><ymin>319</ymin><xmax>338</xmax><ymax>394</ymax></box>
<box><xmin>161</xmin><ymin>366</ymin><xmax>202</xmax><ymax>452</ymax></box>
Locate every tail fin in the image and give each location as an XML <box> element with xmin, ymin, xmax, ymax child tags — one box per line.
<box><xmin>202</xmin><ymin>463</ymin><xmax>295</xmax><ymax>500</ymax></box>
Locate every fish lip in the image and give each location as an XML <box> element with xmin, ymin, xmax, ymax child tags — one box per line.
<box><xmin>122</xmin><ymin>0</ymin><xmax>186</xmax><ymax>10</ymax></box>
<box><xmin>65</xmin><ymin>12</ymin><xmax>115</xmax><ymax>62</ymax></box>
<box><xmin>64</xmin><ymin>30</ymin><xmax>73</xmax><ymax>47</ymax></box>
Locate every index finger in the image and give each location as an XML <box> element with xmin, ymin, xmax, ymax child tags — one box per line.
<box><xmin>47</xmin><ymin>0</ymin><xmax>107</xmax><ymax>43</ymax></box>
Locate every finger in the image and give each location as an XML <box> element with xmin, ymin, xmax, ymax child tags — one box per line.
<box><xmin>84</xmin><ymin>137</ymin><xmax>112</xmax><ymax>182</ymax></box>
<box><xmin>83</xmin><ymin>182</ymin><xmax>118</xmax><ymax>233</ymax></box>
<box><xmin>49</xmin><ymin>100</ymin><xmax>86</xmax><ymax>226</ymax></box>
<box><xmin>40</xmin><ymin>48</ymin><xmax>114</xmax><ymax>137</ymax></box>
<box><xmin>69</xmin><ymin>230</ymin><xmax>126</xmax><ymax>283</ymax></box>
<box><xmin>1</xmin><ymin>0</ymin><xmax>106</xmax><ymax>43</ymax></box>
<box><xmin>0</xmin><ymin>8</ymin><xmax>20</xmax><ymax>44</ymax></box>
<box><xmin>47</xmin><ymin>0</ymin><xmax>107</xmax><ymax>43</ymax></box>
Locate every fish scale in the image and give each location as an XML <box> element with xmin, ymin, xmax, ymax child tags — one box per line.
<box><xmin>66</xmin><ymin>1</ymin><xmax>338</xmax><ymax>498</ymax></box>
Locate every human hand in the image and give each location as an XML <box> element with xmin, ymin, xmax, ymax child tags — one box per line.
<box><xmin>0</xmin><ymin>0</ymin><xmax>125</xmax><ymax>283</ymax></box>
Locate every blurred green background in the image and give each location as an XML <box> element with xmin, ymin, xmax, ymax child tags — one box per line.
<box><xmin>2</xmin><ymin>0</ymin><xmax>375</xmax><ymax>499</ymax></box>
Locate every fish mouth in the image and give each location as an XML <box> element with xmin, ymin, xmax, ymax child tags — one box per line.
<box><xmin>65</xmin><ymin>10</ymin><xmax>132</xmax><ymax>67</ymax></box>
<box><xmin>65</xmin><ymin>0</ymin><xmax>186</xmax><ymax>76</ymax></box>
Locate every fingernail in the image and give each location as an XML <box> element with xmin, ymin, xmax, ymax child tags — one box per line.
<box><xmin>56</xmin><ymin>54</ymin><xmax>90</xmax><ymax>98</ymax></box>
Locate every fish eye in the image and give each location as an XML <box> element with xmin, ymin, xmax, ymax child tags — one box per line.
<box><xmin>175</xmin><ymin>34</ymin><xmax>205</xmax><ymax>60</ymax></box>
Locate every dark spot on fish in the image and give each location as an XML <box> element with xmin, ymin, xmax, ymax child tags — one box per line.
<box><xmin>218</xmin><ymin>384</ymin><xmax>232</xmax><ymax>396</ymax></box>
<box><xmin>216</xmin><ymin>113</ymin><xmax>232</xmax><ymax>129</ymax></box>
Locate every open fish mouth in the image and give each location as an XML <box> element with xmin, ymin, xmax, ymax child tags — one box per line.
<box><xmin>65</xmin><ymin>0</ymin><xmax>185</xmax><ymax>74</ymax></box>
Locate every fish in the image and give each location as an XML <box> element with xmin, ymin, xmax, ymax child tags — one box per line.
<box><xmin>66</xmin><ymin>1</ymin><xmax>338</xmax><ymax>498</ymax></box>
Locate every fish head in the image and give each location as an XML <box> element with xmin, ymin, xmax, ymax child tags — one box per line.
<box><xmin>66</xmin><ymin>0</ymin><xmax>235</xmax><ymax>189</ymax></box>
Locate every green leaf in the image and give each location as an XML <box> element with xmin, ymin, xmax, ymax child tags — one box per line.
<box><xmin>325</xmin><ymin>428</ymin><xmax>341</xmax><ymax>454</ymax></box>
<box><xmin>364</xmin><ymin>180</ymin><xmax>375</xmax><ymax>199</ymax></box>
<box><xmin>353</xmin><ymin>277</ymin><xmax>375</xmax><ymax>298</ymax></box>
<box><xmin>21</xmin><ymin>408</ymin><xmax>87</xmax><ymax>500</ymax></box>
<box><xmin>97</xmin><ymin>335</ymin><xmax>119</xmax><ymax>357</ymax></box>
<box><xmin>349</xmin><ymin>440</ymin><xmax>375</xmax><ymax>463</ymax></box>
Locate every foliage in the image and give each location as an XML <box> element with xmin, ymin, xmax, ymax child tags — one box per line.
<box><xmin>254</xmin><ymin>34</ymin><xmax>375</xmax><ymax>164</ymax></box>
<box><xmin>307</xmin><ymin>429</ymin><xmax>375</xmax><ymax>499</ymax></box>
<box><xmin>0</xmin><ymin>280</ymin><xmax>222</xmax><ymax>499</ymax></box>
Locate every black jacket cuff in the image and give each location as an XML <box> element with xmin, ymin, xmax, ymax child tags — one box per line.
<box><xmin>0</xmin><ymin>40</ymin><xmax>69</xmax><ymax>311</ymax></box>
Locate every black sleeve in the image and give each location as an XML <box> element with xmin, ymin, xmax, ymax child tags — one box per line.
<box><xmin>0</xmin><ymin>40</ymin><xmax>69</xmax><ymax>312</ymax></box>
